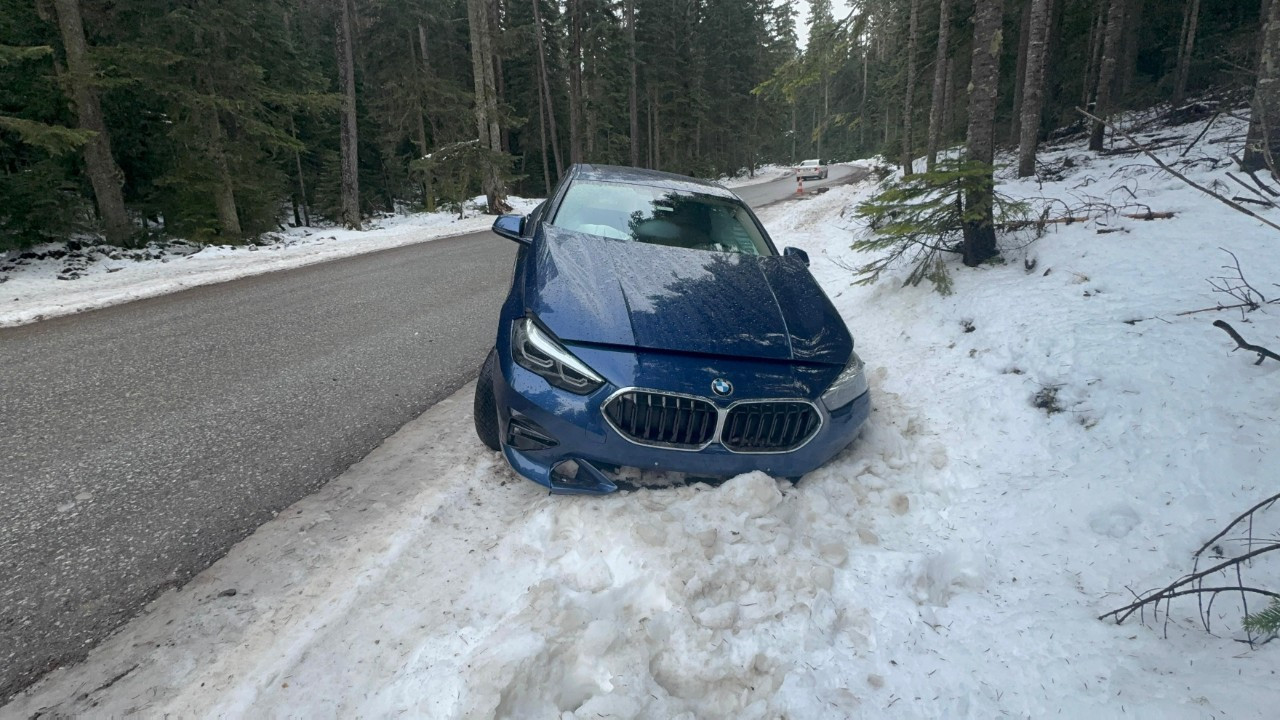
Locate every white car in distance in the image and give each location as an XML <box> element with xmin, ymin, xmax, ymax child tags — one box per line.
<box><xmin>793</xmin><ymin>158</ymin><xmax>828</xmax><ymax>181</ymax></box>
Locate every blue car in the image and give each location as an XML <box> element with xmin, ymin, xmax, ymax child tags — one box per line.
<box><xmin>473</xmin><ymin>164</ymin><xmax>870</xmax><ymax>494</ymax></box>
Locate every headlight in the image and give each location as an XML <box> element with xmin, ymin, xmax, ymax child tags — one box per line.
<box><xmin>821</xmin><ymin>352</ymin><xmax>868</xmax><ymax>410</ymax></box>
<box><xmin>511</xmin><ymin>317</ymin><xmax>605</xmax><ymax>395</ymax></box>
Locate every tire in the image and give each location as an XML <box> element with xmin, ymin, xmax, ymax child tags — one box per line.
<box><xmin>473</xmin><ymin>349</ymin><xmax>502</xmax><ymax>451</ymax></box>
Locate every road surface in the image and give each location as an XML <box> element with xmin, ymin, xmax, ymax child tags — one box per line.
<box><xmin>0</xmin><ymin>165</ymin><xmax>861</xmax><ymax>700</ymax></box>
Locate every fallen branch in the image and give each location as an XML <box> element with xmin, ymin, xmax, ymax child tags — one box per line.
<box><xmin>1100</xmin><ymin>543</ymin><xmax>1280</xmax><ymax>624</ymax></box>
<box><xmin>1176</xmin><ymin>301</ymin><xmax>1267</xmax><ymax>317</ymax></box>
<box><xmin>1226</xmin><ymin>172</ymin><xmax>1279</xmax><ymax>206</ymax></box>
<box><xmin>1195</xmin><ymin>492</ymin><xmax>1280</xmax><ymax>558</ymax></box>
<box><xmin>1180</xmin><ymin>111</ymin><xmax>1220</xmax><ymax>157</ymax></box>
<box><xmin>1078</xmin><ymin>107</ymin><xmax>1280</xmax><ymax>234</ymax></box>
<box><xmin>1213</xmin><ymin>320</ymin><xmax>1280</xmax><ymax>365</ymax></box>
<box><xmin>1000</xmin><ymin>211</ymin><xmax>1174</xmax><ymax>230</ymax></box>
<box><xmin>1100</xmin><ymin>141</ymin><xmax>1181</xmax><ymax>157</ymax></box>
<box><xmin>1232</xmin><ymin>196</ymin><xmax>1273</xmax><ymax>206</ymax></box>
<box><xmin>1247</xmin><ymin>169</ymin><xmax>1280</xmax><ymax>197</ymax></box>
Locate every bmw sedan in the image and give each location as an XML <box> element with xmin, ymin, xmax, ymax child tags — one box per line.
<box><xmin>473</xmin><ymin>164</ymin><xmax>870</xmax><ymax>494</ymax></box>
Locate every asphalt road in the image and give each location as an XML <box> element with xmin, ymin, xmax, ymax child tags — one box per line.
<box><xmin>0</xmin><ymin>165</ymin><xmax>860</xmax><ymax>700</ymax></box>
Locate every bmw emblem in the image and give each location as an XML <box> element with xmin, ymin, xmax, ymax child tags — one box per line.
<box><xmin>711</xmin><ymin>378</ymin><xmax>733</xmax><ymax>397</ymax></box>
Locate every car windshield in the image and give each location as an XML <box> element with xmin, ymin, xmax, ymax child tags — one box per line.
<box><xmin>800</xmin><ymin>159</ymin><xmax>819</xmax><ymax>166</ymax></box>
<box><xmin>551</xmin><ymin>180</ymin><xmax>773</xmax><ymax>256</ymax></box>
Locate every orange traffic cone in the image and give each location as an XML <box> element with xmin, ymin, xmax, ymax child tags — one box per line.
<box><xmin>796</xmin><ymin>175</ymin><xmax>804</xmax><ymax>195</ymax></box>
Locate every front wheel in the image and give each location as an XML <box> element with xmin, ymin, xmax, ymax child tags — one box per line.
<box><xmin>473</xmin><ymin>349</ymin><xmax>501</xmax><ymax>451</ymax></box>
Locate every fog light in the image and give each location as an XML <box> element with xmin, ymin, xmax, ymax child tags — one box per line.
<box><xmin>507</xmin><ymin>416</ymin><xmax>558</xmax><ymax>451</ymax></box>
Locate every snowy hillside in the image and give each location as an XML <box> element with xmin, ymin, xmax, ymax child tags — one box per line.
<box><xmin>6</xmin><ymin>112</ymin><xmax>1280</xmax><ymax>718</ymax></box>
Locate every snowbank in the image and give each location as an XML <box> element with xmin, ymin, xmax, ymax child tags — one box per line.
<box><xmin>0</xmin><ymin>197</ymin><xmax>541</xmax><ymax>327</ymax></box>
<box><xmin>7</xmin><ymin>113</ymin><xmax>1280</xmax><ymax>717</ymax></box>
<box><xmin>717</xmin><ymin>164</ymin><xmax>792</xmax><ymax>188</ymax></box>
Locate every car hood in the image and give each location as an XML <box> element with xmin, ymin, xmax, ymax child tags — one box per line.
<box><xmin>525</xmin><ymin>226</ymin><xmax>852</xmax><ymax>364</ymax></box>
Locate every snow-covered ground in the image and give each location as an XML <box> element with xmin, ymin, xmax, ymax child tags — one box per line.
<box><xmin>0</xmin><ymin>196</ymin><xmax>541</xmax><ymax>328</ymax></box>
<box><xmin>7</xmin><ymin>111</ymin><xmax>1280</xmax><ymax>718</ymax></box>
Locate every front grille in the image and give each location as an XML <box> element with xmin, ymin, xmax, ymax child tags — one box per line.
<box><xmin>604</xmin><ymin>391</ymin><xmax>718</xmax><ymax>448</ymax></box>
<box><xmin>721</xmin><ymin>401</ymin><xmax>820</xmax><ymax>452</ymax></box>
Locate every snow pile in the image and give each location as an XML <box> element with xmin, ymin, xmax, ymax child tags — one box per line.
<box><xmin>7</xmin><ymin>111</ymin><xmax>1280</xmax><ymax>717</ymax></box>
<box><xmin>0</xmin><ymin>196</ymin><xmax>541</xmax><ymax>327</ymax></box>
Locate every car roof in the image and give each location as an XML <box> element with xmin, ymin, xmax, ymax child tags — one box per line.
<box><xmin>572</xmin><ymin>163</ymin><xmax>737</xmax><ymax>200</ymax></box>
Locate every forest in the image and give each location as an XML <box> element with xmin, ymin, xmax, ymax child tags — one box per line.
<box><xmin>0</xmin><ymin>0</ymin><xmax>1274</xmax><ymax>250</ymax></box>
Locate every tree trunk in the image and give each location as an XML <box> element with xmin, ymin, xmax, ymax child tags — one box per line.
<box><xmin>335</xmin><ymin>0</ymin><xmax>361</xmax><ymax>229</ymax></box>
<box><xmin>1082</xmin><ymin>5</ymin><xmax>1104</xmax><ymax>107</ymax></box>
<box><xmin>1119</xmin><ymin>0</ymin><xmax>1142</xmax><ymax>96</ymax></box>
<box><xmin>1009</xmin><ymin>0</ymin><xmax>1033</xmax><ymax>147</ymax></box>
<box><xmin>653</xmin><ymin>87</ymin><xmax>661</xmax><ymax>170</ymax></box>
<box><xmin>963</xmin><ymin>0</ymin><xmax>1004</xmax><ymax>267</ymax></box>
<box><xmin>1173</xmin><ymin>0</ymin><xmax>1201</xmax><ymax>104</ymax></box>
<box><xmin>627</xmin><ymin>0</ymin><xmax>639</xmax><ymax>167</ymax></box>
<box><xmin>860</xmin><ymin>49</ymin><xmax>869</xmax><ymax>148</ymax></box>
<box><xmin>529</xmin><ymin>0</ymin><xmax>562</xmax><ymax>179</ymax></box>
<box><xmin>567</xmin><ymin>0</ymin><xmax>583</xmax><ymax>164</ymax></box>
<box><xmin>489</xmin><ymin>0</ymin><xmax>508</xmax><ymax>153</ymax></box>
<box><xmin>943</xmin><ymin>53</ymin><xmax>955</xmax><ymax>141</ymax></box>
<box><xmin>1088</xmin><ymin>0</ymin><xmax>1126</xmax><ymax>151</ymax></box>
<box><xmin>205</xmin><ymin>106</ymin><xmax>242</xmax><ymax>238</ymax></box>
<box><xmin>791</xmin><ymin>102</ymin><xmax>797</xmax><ymax>163</ymax></box>
<box><xmin>536</xmin><ymin>65</ymin><xmax>552</xmax><ymax>192</ymax></box>
<box><xmin>585</xmin><ymin>42</ymin><xmax>597</xmax><ymax>158</ymax></box>
<box><xmin>647</xmin><ymin>87</ymin><xmax>655</xmax><ymax>168</ymax></box>
<box><xmin>902</xmin><ymin>0</ymin><xmax>921</xmax><ymax>175</ymax></box>
<box><xmin>289</xmin><ymin>115</ymin><xmax>311</xmax><ymax>226</ymax></box>
<box><xmin>51</xmin><ymin>0</ymin><xmax>132</xmax><ymax>245</ymax></box>
<box><xmin>1243</xmin><ymin>0</ymin><xmax>1280</xmax><ymax>173</ymax></box>
<box><xmin>467</xmin><ymin>0</ymin><xmax>508</xmax><ymax>212</ymax></box>
<box><xmin>818</xmin><ymin>72</ymin><xmax>829</xmax><ymax>161</ymax></box>
<box><xmin>926</xmin><ymin>0</ymin><xmax>954</xmax><ymax>170</ymax></box>
<box><xmin>1018</xmin><ymin>0</ymin><xmax>1054</xmax><ymax>177</ymax></box>
<box><xmin>417</xmin><ymin>22</ymin><xmax>438</xmax><ymax>211</ymax></box>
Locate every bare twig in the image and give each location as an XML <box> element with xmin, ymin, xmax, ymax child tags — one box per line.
<box><xmin>1225</xmin><ymin>172</ymin><xmax>1279</xmax><ymax>206</ymax></box>
<box><xmin>1181</xmin><ymin>111</ymin><xmax>1220</xmax><ymax>157</ymax></box>
<box><xmin>1247</xmin><ymin>169</ymin><xmax>1280</xmax><ymax>197</ymax></box>
<box><xmin>1077</xmin><ymin>107</ymin><xmax>1280</xmax><ymax>234</ymax></box>
<box><xmin>1175</xmin><ymin>301</ymin><xmax>1267</xmax><ymax>317</ymax></box>
<box><xmin>1213</xmin><ymin>320</ymin><xmax>1280</xmax><ymax>365</ymax></box>
<box><xmin>1100</xmin><ymin>543</ymin><xmax>1280</xmax><ymax>624</ymax></box>
<box><xmin>1233</xmin><ymin>195</ymin><xmax>1274</xmax><ymax>206</ymax></box>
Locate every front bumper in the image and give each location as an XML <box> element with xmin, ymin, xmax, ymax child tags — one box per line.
<box><xmin>492</xmin><ymin>344</ymin><xmax>871</xmax><ymax>494</ymax></box>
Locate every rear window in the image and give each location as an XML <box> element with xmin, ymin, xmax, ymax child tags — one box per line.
<box><xmin>551</xmin><ymin>180</ymin><xmax>773</xmax><ymax>256</ymax></box>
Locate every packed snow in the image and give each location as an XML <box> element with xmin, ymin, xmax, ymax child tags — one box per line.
<box><xmin>0</xmin><ymin>196</ymin><xmax>541</xmax><ymax>328</ymax></box>
<box><xmin>6</xmin><ymin>109</ymin><xmax>1280</xmax><ymax>718</ymax></box>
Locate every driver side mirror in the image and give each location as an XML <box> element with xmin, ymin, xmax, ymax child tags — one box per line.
<box><xmin>783</xmin><ymin>246</ymin><xmax>810</xmax><ymax>266</ymax></box>
<box><xmin>493</xmin><ymin>214</ymin><xmax>527</xmax><ymax>244</ymax></box>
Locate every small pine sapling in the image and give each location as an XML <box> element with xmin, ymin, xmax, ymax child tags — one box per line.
<box><xmin>1244</xmin><ymin>599</ymin><xmax>1280</xmax><ymax>635</ymax></box>
<box><xmin>852</xmin><ymin>159</ymin><xmax>1026</xmax><ymax>293</ymax></box>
